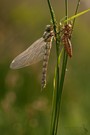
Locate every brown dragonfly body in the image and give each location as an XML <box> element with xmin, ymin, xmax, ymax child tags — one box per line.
<box><xmin>10</xmin><ymin>25</ymin><xmax>54</xmax><ymax>89</ymax></box>
<box><xmin>61</xmin><ymin>23</ymin><xmax>72</xmax><ymax>57</ymax></box>
<box><xmin>41</xmin><ymin>25</ymin><xmax>54</xmax><ymax>88</ymax></box>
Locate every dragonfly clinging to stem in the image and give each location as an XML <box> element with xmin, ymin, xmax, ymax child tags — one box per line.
<box><xmin>10</xmin><ymin>23</ymin><xmax>73</xmax><ymax>89</ymax></box>
<box><xmin>61</xmin><ymin>23</ymin><xmax>73</xmax><ymax>57</ymax></box>
<box><xmin>10</xmin><ymin>25</ymin><xmax>54</xmax><ymax>89</ymax></box>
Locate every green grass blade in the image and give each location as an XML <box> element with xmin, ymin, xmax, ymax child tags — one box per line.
<box><xmin>64</xmin><ymin>8</ymin><xmax>90</xmax><ymax>22</ymax></box>
<box><xmin>58</xmin><ymin>48</ymin><xmax>63</xmax><ymax>65</ymax></box>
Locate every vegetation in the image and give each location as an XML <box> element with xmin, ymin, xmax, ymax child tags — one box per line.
<box><xmin>0</xmin><ymin>0</ymin><xmax>90</xmax><ymax>135</ymax></box>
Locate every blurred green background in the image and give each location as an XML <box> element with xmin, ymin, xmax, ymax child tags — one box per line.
<box><xmin>0</xmin><ymin>0</ymin><xmax>90</xmax><ymax>135</ymax></box>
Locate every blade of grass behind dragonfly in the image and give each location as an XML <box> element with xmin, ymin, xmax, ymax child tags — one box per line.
<box><xmin>64</xmin><ymin>8</ymin><xmax>90</xmax><ymax>23</ymax></box>
<box><xmin>72</xmin><ymin>0</ymin><xmax>81</xmax><ymax>30</ymax></box>
<box><xmin>54</xmin><ymin>48</ymin><xmax>64</xmax><ymax>135</ymax></box>
<box><xmin>49</xmin><ymin>0</ymin><xmax>82</xmax><ymax>135</ymax></box>
<box><xmin>47</xmin><ymin>0</ymin><xmax>57</xmax><ymax>34</ymax></box>
<box><xmin>53</xmin><ymin>1</ymin><xmax>69</xmax><ymax>135</ymax></box>
<box><xmin>50</xmin><ymin>48</ymin><xmax>63</xmax><ymax>135</ymax></box>
<box><xmin>54</xmin><ymin>1</ymin><xmax>81</xmax><ymax>134</ymax></box>
<box><xmin>46</xmin><ymin>1</ymin><xmax>61</xmax><ymax>135</ymax></box>
<box><xmin>50</xmin><ymin>66</ymin><xmax>56</xmax><ymax>135</ymax></box>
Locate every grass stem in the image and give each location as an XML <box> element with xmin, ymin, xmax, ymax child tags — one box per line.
<box><xmin>72</xmin><ymin>0</ymin><xmax>81</xmax><ymax>31</ymax></box>
<box><xmin>47</xmin><ymin>0</ymin><xmax>81</xmax><ymax>135</ymax></box>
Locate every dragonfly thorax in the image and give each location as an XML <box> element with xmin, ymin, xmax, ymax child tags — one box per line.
<box><xmin>62</xmin><ymin>23</ymin><xmax>72</xmax><ymax>38</ymax></box>
<box><xmin>43</xmin><ymin>25</ymin><xmax>54</xmax><ymax>42</ymax></box>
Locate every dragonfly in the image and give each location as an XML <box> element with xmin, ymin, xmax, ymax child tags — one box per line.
<box><xmin>10</xmin><ymin>25</ymin><xmax>54</xmax><ymax>89</ymax></box>
<box><xmin>61</xmin><ymin>23</ymin><xmax>72</xmax><ymax>57</ymax></box>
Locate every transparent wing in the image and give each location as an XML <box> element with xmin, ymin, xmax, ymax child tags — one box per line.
<box><xmin>10</xmin><ymin>37</ymin><xmax>46</xmax><ymax>69</ymax></box>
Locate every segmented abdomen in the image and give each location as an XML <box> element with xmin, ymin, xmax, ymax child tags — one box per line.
<box><xmin>62</xmin><ymin>36</ymin><xmax>72</xmax><ymax>57</ymax></box>
<box><xmin>41</xmin><ymin>42</ymin><xmax>52</xmax><ymax>89</ymax></box>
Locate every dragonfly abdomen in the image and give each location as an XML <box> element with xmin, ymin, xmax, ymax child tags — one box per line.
<box><xmin>62</xmin><ymin>37</ymin><xmax>72</xmax><ymax>57</ymax></box>
<box><xmin>41</xmin><ymin>42</ymin><xmax>52</xmax><ymax>89</ymax></box>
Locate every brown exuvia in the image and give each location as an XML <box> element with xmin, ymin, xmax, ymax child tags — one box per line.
<box><xmin>61</xmin><ymin>23</ymin><xmax>72</xmax><ymax>57</ymax></box>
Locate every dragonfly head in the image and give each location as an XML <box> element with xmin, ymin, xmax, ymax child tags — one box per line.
<box><xmin>43</xmin><ymin>25</ymin><xmax>54</xmax><ymax>42</ymax></box>
<box><xmin>45</xmin><ymin>25</ymin><xmax>53</xmax><ymax>32</ymax></box>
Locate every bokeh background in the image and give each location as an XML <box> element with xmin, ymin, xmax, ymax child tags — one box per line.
<box><xmin>0</xmin><ymin>0</ymin><xmax>90</xmax><ymax>135</ymax></box>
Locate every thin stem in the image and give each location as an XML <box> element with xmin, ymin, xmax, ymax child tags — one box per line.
<box><xmin>53</xmin><ymin>1</ymin><xmax>69</xmax><ymax>135</ymax></box>
<box><xmin>65</xmin><ymin>0</ymin><xmax>68</xmax><ymax>21</ymax></box>
<box><xmin>50</xmin><ymin>26</ymin><xmax>60</xmax><ymax>135</ymax></box>
<box><xmin>47</xmin><ymin>1</ymin><xmax>60</xmax><ymax>135</ymax></box>
<box><xmin>72</xmin><ymin>0</ymin><xmax>81</xmax><ymax>31</ymax></box>
<box><xmin>54</xmin><ymin>1</ymin><xmax>81</xmax><ymax>134</ymax></box>
<box><xmin>47</xmin><ymin>0</ymin><xmax>57</xmax><ymax>34</ymax></box>
<box><xmin>47</xmin><ymin>0</ymin><xmax>81</xmax><ymax>135</ymax></box>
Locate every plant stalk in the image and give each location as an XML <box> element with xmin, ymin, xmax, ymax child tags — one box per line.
<box><xmin>47</xmin><ymin>0</ymin><xmax>80</xmax><ymax>135</ymax></box>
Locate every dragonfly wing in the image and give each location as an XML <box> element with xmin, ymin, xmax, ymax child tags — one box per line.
<box><xmin>10</xmin><ymin>37</ymin><xmax>46</xmax><ymax>69</ymax></box>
